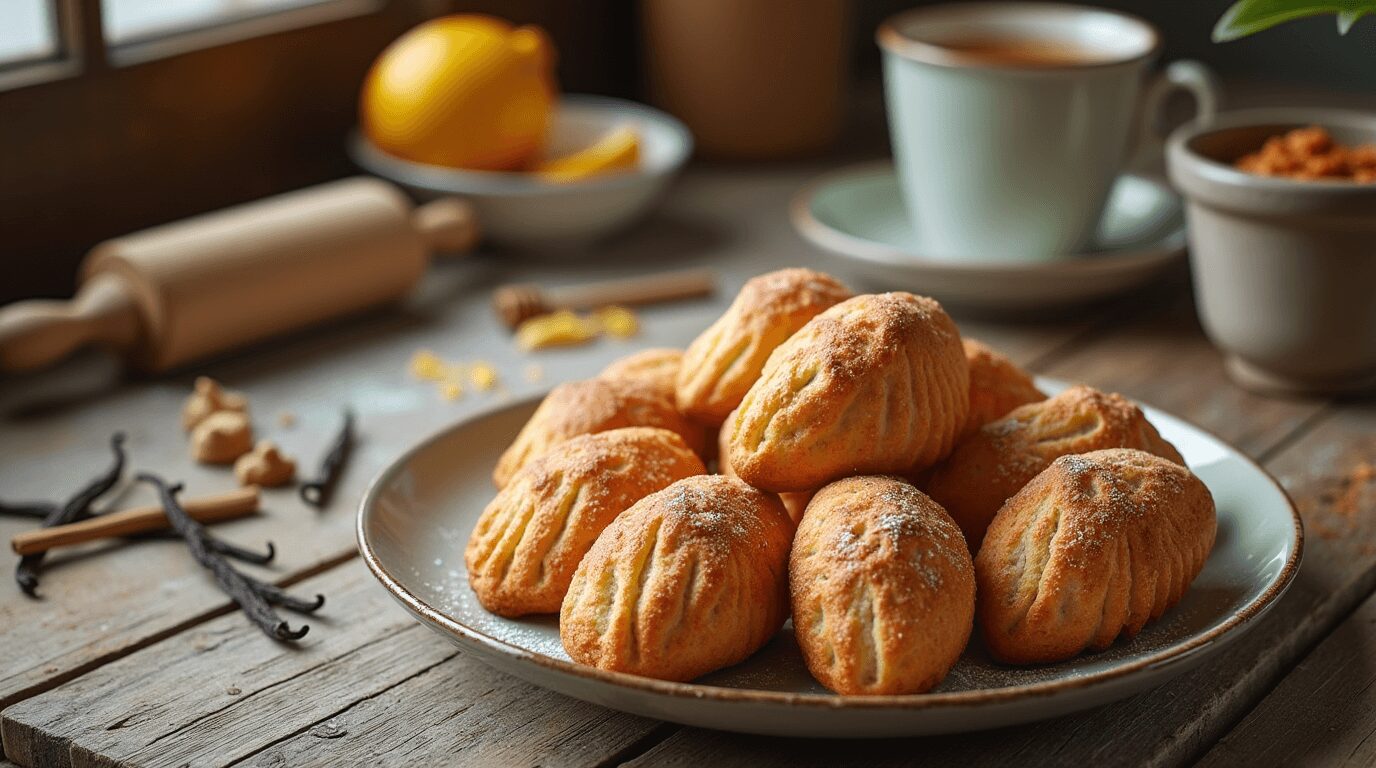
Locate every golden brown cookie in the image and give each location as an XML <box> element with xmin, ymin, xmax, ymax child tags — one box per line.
<box><xmin>727</xmin><ymin>292</ymin><xmax>969</xmax><ymax>493</ymax></box>
<box><xmin>494</xmin><ymin>378</ymin><xmax>707</xmax><ymax>487</ymax></box>
<box><xmin>599</xmin><ymin>348</ymin><xmax>684</xmax><ymax>401</ymax></box>
<box><xmin>559</xmin><ymin>475</ymin><xmax>793</xmax><ymax>681</ymax></box>
<box><xmin>791</xmin><ymin>476</ymin><xmax>974</xmax><ymax>694</ymax></box>
<box><xmin>467</xmin><ymin>428</ymin><xmax>705</xmax><ymax>617</ymax></box>
<box><xmin>677</xmin><ymin>268</ymin><xmax>851</xmax><ymax>425</ymax></box>
<box><xmin>924</xmin><ymin>385</ymin><xmax>1184</xmax><ymax>551</ymax></box>
<box><xmin>962</xmin><ymin>339</ymin><xmax>1045</xmax><ymax>438</ymax></box>
<box><xmin>716</xmin><ymin>408</ymin><xmax>811</xmax><ymax>522</ymax></box>
<box><xmin>976</xmin><ymin>449</ymin><xmax>1216</xmax><ymax>664</ymax></box>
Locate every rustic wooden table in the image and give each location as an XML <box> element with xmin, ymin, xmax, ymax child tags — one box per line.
<box><xmin>0</xmin><ymin>160</ymin><xmax>1371</xmax><ymax>768</ymax></box>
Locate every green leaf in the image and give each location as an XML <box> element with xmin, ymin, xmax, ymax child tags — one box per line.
<box><xmin>1213</xmin><ymin>0</ymin><xmax>1376</xmax><ymax>41</ymax></box>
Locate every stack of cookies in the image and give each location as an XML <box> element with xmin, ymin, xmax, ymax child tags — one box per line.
<box><xmin>465</xmin><ymin>268</ymin><xmax>1217</xmax><ymax>694</ymax></box>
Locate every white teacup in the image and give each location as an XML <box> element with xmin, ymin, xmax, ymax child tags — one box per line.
<box><xmin>878</xmin><ymin>3</ymin><xmax>1217</xmax><ymax>263</ymax></box>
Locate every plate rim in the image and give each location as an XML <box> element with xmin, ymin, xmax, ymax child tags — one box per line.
<box><xmin>790</xmin><ymin>160</ymin><xmax>1186</xmax><ymax>276</ymax></box>
<box><xmin>356</xmin><ymin>382</ymin><xmax>1303</xmax><ymax>712</ymax></box>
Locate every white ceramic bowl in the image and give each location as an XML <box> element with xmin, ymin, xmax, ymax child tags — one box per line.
<box><xmin>350</xmin><ymin>95</ymin><xmax>693</xmax><ymax>249</ymax></box>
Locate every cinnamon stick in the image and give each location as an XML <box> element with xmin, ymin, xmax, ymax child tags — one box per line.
<box><xmin>10</xmin><ymin>486</ymin><xmax>260</xmax><ymax>556</ymax></box>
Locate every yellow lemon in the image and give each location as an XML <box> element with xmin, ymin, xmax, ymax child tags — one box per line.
<box><xmin>535</xmin><ymin>125</ymin><xmax>641</xmax><ymax>183</ymax></box>
<box><xmin>362</xmin><ymin>15</ymin><xmax>557</xmax><ymax>171</ymax></box>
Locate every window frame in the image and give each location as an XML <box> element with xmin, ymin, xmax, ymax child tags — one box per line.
<box><xmin>0</xmin><ymin>0</ymin><xmax>86</xmax><ymax>92</ymax></box>
<box><xmin>0</xmin><ymin>0</ymin><xmax>388</xmax><ymax>92</ymax></box>
<box><xmin>106</xmin><ymin>0</ymin><xmax>383</xmax><ymax>67</ymax></box>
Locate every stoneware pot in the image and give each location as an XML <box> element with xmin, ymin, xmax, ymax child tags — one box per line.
<box><xmin>1167</xmin><ymin>108</ymin><xmax>1376</xmax><ymax>396</ymax></box>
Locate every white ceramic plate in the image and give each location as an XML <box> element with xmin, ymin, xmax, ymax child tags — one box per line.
<box><xmin>792</xmin><ymin>162</ymin><xmax>1187</xmax><ymax>312</ymax></box>
<box><xmin>358</xmin><ymin>379</ymin><xmax>1301</xmax><ymax>738</ymax></box>
<box><xmin>350</xmin><ymin>95</ymin><xmax>692</xmax><ymax>249</ymax></box>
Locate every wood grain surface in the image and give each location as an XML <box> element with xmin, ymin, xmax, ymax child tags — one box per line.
<box><xmin>1</xmin><ymin>165</ymin><xmax>1371</xmax><ymax>768</ymax></box>
<box><xmin>0</xmin><ymin>561</ymin><xmax>663</xmax><ymax>768</ymax></box>
<box><xmin>0</xmin><ymin>167</ymin><xmax>1089</xmax><ymax>717</ymax></box>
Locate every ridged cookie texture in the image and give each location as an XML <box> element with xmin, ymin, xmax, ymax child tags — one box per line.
<box><xmin>727</xmin><ymin>292</ymin><xmax>969</xmax><ymax>493</ymax></box>
<box><xmin>677</xmin><ymin>268</ymin><xmax>851</xmax><ymax>425</ymax></box>
<box><xmin>599</xmin><ymin>348</ymin><xmax>684</xmax><ymax>401</ymax></box>
<box><xmin>466</xmin><ymin>428</ymin><xmax>705</xmax><ymax>617</ymax></box>
<box><xmin>559</xmin><ymin>475</ymin><xmax>793</xmax><ymax>682</ymax></box>
<box><xmin>924</xmin><ymin>385</ymin><xmax>1184</xmax><ymax>551</ymax></box>
<box><xmin>976</xmin><ymin>449</ymin><xmax>1216</xmax><ymax>664</ymax></box>
<box><xmin>791</xmin><ymin>476</ymin><xmax>974</xmax><ymax>695</ymax></box>
<box><xmin>962</xmin><ymin>339</ymin><xmax>1045</xmax><ymax>439</ymax></box>
<box><xmin>493</xmin><ymin>378</ymin><xmax>706</xmax><ymax>488</ymax></box>
<box><xmin>717</xmin><ymin>408</ymin><xmax>812</xmax><ymax>522</ymax></box>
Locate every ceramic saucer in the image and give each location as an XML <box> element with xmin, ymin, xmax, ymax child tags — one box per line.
<box><xmin>791</xmin><ymin>162</ymin><xmax>1186</xmax><ymax>312</ymax></box>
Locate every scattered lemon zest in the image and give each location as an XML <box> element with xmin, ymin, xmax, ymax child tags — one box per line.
<box><xmin>409</xmin><ymin>350</ymin><xmax>448</xmax><ymax>381</ymax></box>
<box><xmin>516</xmin><ymin>309</ymin><xmax>599</xmax><ymax>351</ymax></box>
<box><xmin>469</xmin><ymin>362</ymin><xmax>499</xmax><ymax>391</ymax></box>
<box><xmin>595</xmin><ymin>305</ymin><xmax>639</xmax><ymax>339</ymax></box>
<box><xmin>440</xmin><ymin>381</ymin><xmax>464</xmax><ymax>401</ymax></box>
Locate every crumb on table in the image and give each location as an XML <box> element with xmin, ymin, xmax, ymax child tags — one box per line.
<box><xmin>595</xmin><ymin>305</ymin><xmax>639</xmax><ymax>339</ymax></box>
<box><xmin>469</xmin><ymin>362</ymin><xmax>498</xmax><ymax>391</ymax></box>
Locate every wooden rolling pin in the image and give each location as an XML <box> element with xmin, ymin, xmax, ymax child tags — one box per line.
<box><xmin>0</xmin><ymin>178</ymin><xmax>478</xmax><ymax>373</ymax></box>
<box><xmin>10</xmin><ymin>486</ymin><xmax>260</xmax><ymax>556</ymax></box>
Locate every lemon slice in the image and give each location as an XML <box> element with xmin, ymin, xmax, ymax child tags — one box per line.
<box><xmin>535</xmin><ymin>125</ymin><xmax>640</xmax><ymax>183</ymax></box>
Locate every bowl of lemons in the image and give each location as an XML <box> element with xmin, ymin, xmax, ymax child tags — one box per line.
<box><xmin>350</xmin><ymin>15</ymin><xmax>692</xmax><ymax>250</ymax></box>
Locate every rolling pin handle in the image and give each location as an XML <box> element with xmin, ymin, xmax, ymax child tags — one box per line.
<box><xmin>0</xmin><ymin>273</ymin><xmax>143</xmax><ymax>372</ymax></box>
<box><xmin>413</xmin><ymin>197</ymin><xmax>481</xmax><ymax>254</ymax></box>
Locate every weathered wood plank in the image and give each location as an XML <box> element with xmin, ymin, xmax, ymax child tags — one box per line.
<box><xmin>0</xmin><ymin>164</ymin><xmax>1097</xmax><ymax>717</ymax></box>
<box><xmin>0</xmin><ymin>559</ymin><xmax>661</xmax><ymax>768</ymax></box>
<box><xmin>1197</xmin><ymin>572</ymin><xmax>1376</xmax><ymax>767</ymax></box>
<box><xmin>233</xmin><ymin>653</ymin><xmax>666</xmax><ymax>768</ymax></box>
<box><xmin>621</xmin><ymin>294</ymin><xmax>1357</xmax><ymax>767</ymax></box>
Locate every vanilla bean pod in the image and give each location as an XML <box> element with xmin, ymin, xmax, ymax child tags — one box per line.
<box><xmin>206</xmin><ymin>538</ymin><xmax>276</xmax><ymax>565</ymax></box>
<box><xmin>0</xmin><ymin>502</ymin><xmax>57</xmax><ymax>519</ymax></box>
<box><xmin>17</xmin><ymin>433</ymin><xmax>127</xmax><ymax>596</ymax></box>
<box><xmin>299</xmin><ymin>408</ymin><xmax>355</xmax><ymax>509</ymax></box>
<box><xmin>139</xmin><ymin>473</ymin><xmax>322</xmax><ymax>641</ymax></box>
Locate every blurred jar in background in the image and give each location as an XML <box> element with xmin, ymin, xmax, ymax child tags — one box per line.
<box><xmin>643</xmin><ymin>0</ymin><xmax>850</xmax><ymax>160</ymax></box>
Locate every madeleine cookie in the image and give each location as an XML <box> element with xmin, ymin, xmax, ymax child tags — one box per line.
<box><xmin>962</xmin><ymin>339</ymin><xmax>1045</xmax><ymax>438</ymax></box>
<box><xmin>791</xmin><ymin>476</ymin><xmax>974</xmax><ymax>694</ymax></box>
<box><xmin>677</xmin><ymin>268</ymin><xmax>851</xmax><ymax>425</ymax></box>
<box><xmin>494</xmin><ymin>378</ymin><xmax>706</xmax><ymax>487</ymax></box>
<box><xmin>727</xmin><ymin>292</ymin><xmax>969</xmax><ymax>493</ymax></box>
<box><xmin>717</xmin><ymin>408</ymin><xmax>811</xmax><ymax>522</ymax></box>
<box><xmin>924</xmin><ymin>385</ymin><xmax>1184</xmax><ymax>551</ymax></box>
<box><xmin>599</xmin><ymin>348</ymin><xmax>683</xmax><ymax>401</ymax></box>
<box><xmin>977</xmin><ymin>449</ymin><xmax>1216</xmax><ymax>664</ymax></box>
<box><xmin>560</xmin><ymin>475</ymin><xmax>793</xmax><ymax>681</ymax></box>
<box><xmin>467</xmin><ymin>428</ymin><xmax>705</xmax><ymax>617</ymax></box>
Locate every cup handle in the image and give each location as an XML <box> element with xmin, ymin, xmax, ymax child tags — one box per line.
<box><xmin>1130</xmin><ymin>60</ymin><xmax>1221</xmax><ymax>173</ymax></box>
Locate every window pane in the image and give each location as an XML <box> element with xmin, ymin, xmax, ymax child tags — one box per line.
<box><xmin>0</xmin><ymin>0</ymin><xmax>58</xmax><ymax>65</ymax></box>
<box><xmin>103</xmin><ymin>0</ymin><xmax>337</xmax><ymax>44</ymax></box>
